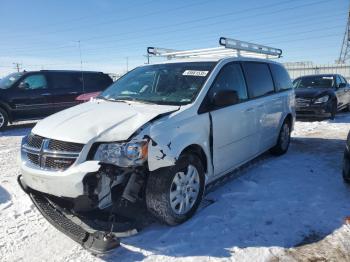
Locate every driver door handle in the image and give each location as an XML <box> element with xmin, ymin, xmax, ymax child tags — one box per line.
<box><xmin>41</xmin><ymin>93</ymin><xmax>52</xmax><ymax>96</ymax></box>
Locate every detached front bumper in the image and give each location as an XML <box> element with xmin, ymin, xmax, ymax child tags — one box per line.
<box><xmin>18</xmin><ymin>175</ymin><xmax>121</xmax><ymax>253</ymax></box>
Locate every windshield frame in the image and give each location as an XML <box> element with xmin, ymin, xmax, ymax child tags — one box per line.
<box><xmin>293</xmin><ymin>75</ymin><xmax>335</xmax><ymax>89</ymax></box>
<box><xmin>99</xmin><ymin>62</ymin><xmax>217</xmax><ymax>106</ymax></box>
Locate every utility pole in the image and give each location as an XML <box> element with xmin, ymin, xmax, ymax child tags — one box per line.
<box><xmin>338</xmin><ymin>9</ymin><xmax>350</xmax><ymax>63</ymax></box>
<box><xmin>144</xmin><ymin>54</ymin><xmax>150</xmax><ymax>64</ymax></box>
<box><xmin>13</xmin><ymin>62</ymin><xmax>22</xmax><ymax>72</ymax></box>
<box><xmin>77</xmin><ymin>40</ymin><xmax>85</xmax><ymax>92</ymax></box>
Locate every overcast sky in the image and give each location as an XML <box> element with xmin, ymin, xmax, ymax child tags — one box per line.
<box><xmin>0</xmin><ymin>0</ymin><xmax>348</xmax><ymax>76</ymax></box>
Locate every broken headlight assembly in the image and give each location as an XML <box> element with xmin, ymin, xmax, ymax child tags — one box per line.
<box><xmin>313</xmin><ymin>95</ymin><xmax>329</xmax><ymax>104</ymax></box>
<box><xmin>93</xmin><ymin>141</ymin><xmax>148</xmax><ymax>167</ymax></box>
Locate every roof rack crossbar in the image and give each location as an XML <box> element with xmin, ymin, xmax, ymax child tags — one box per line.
<box><xmin>147</xmin><ymin>37</ymin><xmax>282</xmax><ymax>59</ymax></box>
<box><xmin>219</xmin><ymin>37</ymin><xmax>282</xmax><ymax>57</ymax></box>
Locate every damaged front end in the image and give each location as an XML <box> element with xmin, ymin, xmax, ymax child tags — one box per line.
<box><xmin>18</xmin><ymin>162</ymin><xmax>154</xmax><ymax>254</ymax></box>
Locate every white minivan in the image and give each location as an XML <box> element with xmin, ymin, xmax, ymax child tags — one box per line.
<box><xmin>18</xmin><ymin>38</ymin><xmax>295</xmax><ymax>252</ymax></box>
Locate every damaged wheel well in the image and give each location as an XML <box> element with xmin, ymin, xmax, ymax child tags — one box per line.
<box><xmin>181</xmin><ymin>145</ymin><xmax>207</xmax><ymax>173</ymax></box>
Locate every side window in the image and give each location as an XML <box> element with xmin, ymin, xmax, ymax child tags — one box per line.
<box><xmin>341</xmin><ymin>76</ymin><xmax>347</xmax><ymax>84</ymax></box>
<box><xmin>19</xmin><ymin>74</ymin><xmax>47</xmax><ymax>90</ymax></box>
<box><xmin>336</xmin><ymin>76</ymin><xmax>342</xmax><ymax>87</ymax></box>
<box><xmin>50</xmin><ymin>73</ymin><xmax>83</xmax><ymax>91</ymax></box>
<box><xmin>83</xmin><ymin>73</ymin><xmax>113</xmax><ymax>92</ymax></box>
<box><xmin>269</xmin><ymin>63</ymin><xmax>292</xmax><ymax>91</ymax></box>
<box><xmin>242</xmin><ymin>62</ymin><xmax>275</xmax><ymax>98</ymax></box>
<box><xmin>208</xmin><ymin>63</ymin><xmax>248</xmax><ymax>103</ymax></box>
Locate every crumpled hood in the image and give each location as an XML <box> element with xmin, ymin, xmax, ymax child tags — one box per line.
<box><xmin>32</xmin><ymin>100</ymin><xmax>179</xmax><ymax>144</ymax></box>
<box><xmin>294</xmin><ymin>88</ymin><xmax>332</xmax><ymax>99</ymax></box>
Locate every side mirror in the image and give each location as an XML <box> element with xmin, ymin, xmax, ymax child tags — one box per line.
<box><xmin>338</xmin><ymin>83</ymin><xmax>346</xmax><ymax>89</ymax></box>
<box><xmin>212</xmin><ymin>90</ymin><xmax>239</xmax><ymax>107</ymax></box>
<box><xmin>18</xmin><ymin>82</ymin><xmax>29</xmax><ymax>90</ymax></box>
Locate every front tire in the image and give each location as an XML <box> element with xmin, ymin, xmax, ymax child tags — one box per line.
<box><xmin>270</xmin><ymin>120</ymin><xmax>291</xmax><ymax>156</ymax></box>
<box><xmin>330</xmin><ymin>100</ymin><xmax>337</xmax><ymax>120</ymax></box>
<box><xmin>145</xmin><ymin>153</ymin><xmax>205</xmax><ymax>225</ymax></box>
<box><xmin>343</xmin><ymin>151</ymin><xmax>350</xmax><ymax>184</ymax></box>
<box><xmin>0</xmin><ymin>108</ymin><xmax>8</xmax><ymax>130</ymax></box>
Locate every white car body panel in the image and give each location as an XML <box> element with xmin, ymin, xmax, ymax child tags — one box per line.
<box><xmin>211</xmin><ymin>99</ymin><xmax>257</xmax><ymax>175</ymax></box>
<box><xmin>32</xmin><ymin>100</ymin><xmax>179</xmax><ymax>144</ymax></box>
<box><xmin>21</xmin><ymin>160</ymin><xmax>101</xmax><ymax>198</ymax></box>
<box><xmin>20</xmin><ymin>56</ymin><xmax>295</xmax><ymax>199</ymax></box>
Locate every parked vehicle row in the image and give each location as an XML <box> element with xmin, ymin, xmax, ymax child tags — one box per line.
<box><xmin>1</xmin><ymin>71</ymin><xmax>348</xmax><ymax>131</ymax></box>
<box><xmin>0</xmin><ymin>70</ymin><xmax>113</xmax><ymax>128</ymax></box>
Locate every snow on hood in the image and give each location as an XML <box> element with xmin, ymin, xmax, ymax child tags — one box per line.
<box><xmin>32</xmin><ymin>100</ymin><xmax>179</xmax><ymax>144</ymax></box>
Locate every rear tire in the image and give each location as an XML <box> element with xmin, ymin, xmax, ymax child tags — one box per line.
<box><xmin>145</xmin><ymin>153</ymin><xmax>205</xmax><ymax>225</ymax></box>
<box><xmin>343</xmin><ymin>151</ymin><xmax>350</xmax><ymax>184</ymax></box>
<box><xmin>0</xmin><ymin>108</ymin><xmax>8</xmax><ymax>130</ymax></box>
<box><xmin>270</xmin><ymin>120</ymin><xmax>291</xmax><ymax>156</ymax></box>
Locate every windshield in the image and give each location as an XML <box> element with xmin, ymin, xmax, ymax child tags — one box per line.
<box><xmin>293</xmin><ymin>75</ymin><xmax>334</xmax><ymax>89</ymax></box>
<box><xmin>100</xmin><ymin>62</ymin><xmax>216</xmax><ymax>105</ymax></box>
<box><xmin>0</xmin><ymin>72</ymin><xmax>23</xmax><ymax>89</ymax></box>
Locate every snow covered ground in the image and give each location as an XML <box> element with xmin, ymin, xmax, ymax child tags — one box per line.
<box><xmin>1</xmin><ymin>114</ymin><xmax>350</xmax><ymax>262</ymax></box>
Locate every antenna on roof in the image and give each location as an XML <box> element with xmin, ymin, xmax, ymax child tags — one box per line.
<box><xmin>147</xmin><ymin>37</ymin><xmax>282</xmax><ymax>60</ymax></box>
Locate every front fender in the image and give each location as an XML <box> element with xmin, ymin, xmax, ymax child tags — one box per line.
<box><xmin>145</xmin><ymin>113</ymin><xmax>211</xmax><ymax>173</ymax></box>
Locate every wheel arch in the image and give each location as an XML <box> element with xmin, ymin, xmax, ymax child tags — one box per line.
<box><xmin>179</xmin><ymin>144</ymin><xmax>208</xmax><ymax>174</ymax></box>
<box><xmin>0</xmin><ymin>103</ymin><xmax>11</xmax><ymax>123</ymax></box>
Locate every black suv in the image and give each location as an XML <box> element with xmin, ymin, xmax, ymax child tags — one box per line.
<box><xmin>293</xmin><ymin>74</ymin><xmax>350</xmax><ymax>119</ymax></box>
<box><xmin>0</xmin><ymin>70</ymin><xmax>113</xmax><ymax>129</ymax></box>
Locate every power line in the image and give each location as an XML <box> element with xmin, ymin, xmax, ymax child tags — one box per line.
<box><xmin>2</xmin><ymin>0</ymin><xmax>213</xmax><ymax>41</ymax></box>
<box><xmin>0</xmin><ymin>0</ymin><xmax>312</xmax><ymax>45</ymax></box>
<box><xmin>0</xmin><ymin>0</ymin><xmax>157</xmax><ymax>35</ymax></box>
<box><xmin>2</xmin><ymin>0</ymin><xmax>337</xmax><ymax>55</ymax></box>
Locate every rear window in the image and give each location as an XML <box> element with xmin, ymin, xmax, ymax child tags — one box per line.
<box><xmin>269</xmin><ymin>63</ymin><xmax>292</xmax><ymax>91</ymax></box>
<box><xmin>50</xmin><ymin>73</ymin><xmax>83</xmax><ymax>91</ymax></box>
<box><xmin>242</xmin><ymin>62</ymin><xmax>275</xmax><ymax>98</ymax></box>
<box><xmin>82</xmin><ymin>73</ymin><xmax>113</xmax><ymax>92</ymax></box>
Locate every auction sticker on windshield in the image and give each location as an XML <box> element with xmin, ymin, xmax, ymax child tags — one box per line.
<box><xmin>182</xmin><ymin>70</ymin><xmax>209</xmax><ymax>76</ymax></box>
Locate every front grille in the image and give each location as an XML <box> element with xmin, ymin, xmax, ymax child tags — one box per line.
<box><xmin>296</xmin><ymin>98</ymin><xmax>311</xmax><ymax>107</ymax></box>
<box><xmin>27</xmin><ymin>135</ymin><xmax>44</xmax><ymax>149</ymax></box>
<box><xmin>27</xmin><ymin>153</ymin><xmax>40</xmax><ymax>166</ymax></box>
<box><xmin>48</xmin><ymin>140</ymin><xmax>84</xmax><ymax>153</ymax></box>
<box><xmin>22</xmin><ymin>134</ymin><xmax>84</xmax><ymax>171</ymax></box>
<box><xmin>44</xmin><ymin>157</ymin><xmax>76</xmax><ymax>170</ymax></box>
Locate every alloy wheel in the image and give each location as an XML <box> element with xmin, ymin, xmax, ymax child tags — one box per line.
<box><xmin>170</xmin><ymin>164</ymin><xmax>200</xmax><ymax>215</ymax></box>
<box><xmin>0</xmin><ymin>112</ymin><xmax>4</xmax><ymax>128</ymax></box>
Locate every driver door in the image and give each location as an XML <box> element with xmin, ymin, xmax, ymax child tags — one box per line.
<box><xmin>11</xmin><ymin>73</ymin><xmax>52</xmax><ymax>119</ymax></box>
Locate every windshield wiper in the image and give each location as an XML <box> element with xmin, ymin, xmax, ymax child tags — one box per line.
<box><xmin>96</xmin><ymin>96</ymin><xmax>128</xmax><ymax>103</ymax></box>
<box><xmin>113</xmin><ymin>97</ymin><xmax>158</xmax><ymax>105</ymax></box>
